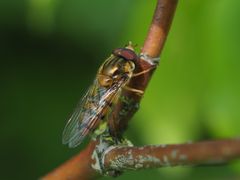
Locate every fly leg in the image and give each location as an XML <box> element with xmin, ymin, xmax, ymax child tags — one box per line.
<box><xmin>122</xmin><ymin>86</ymin><xmax>144</xmax><ymax>96</ymax></box>
<box><xmin>132</xmin><ymin>66</ymin><xmax>156</xmax><ymax>77</ymax></box>
<box><xmin>123</xmin><ymin>65</ymin><xmax>157</xmax><ymax>96</ymax></box>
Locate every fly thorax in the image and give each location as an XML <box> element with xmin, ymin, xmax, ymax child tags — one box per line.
<box><xmin>98</xmin><ymin>57</ymin><xmax>135</xmax><ymax>87</ymax></box>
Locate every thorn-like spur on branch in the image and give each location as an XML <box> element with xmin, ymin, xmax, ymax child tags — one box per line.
<box><xmin>141</xmin><ymin>0</ymin><xmax>178</xmax><ymax>57</ymax></box>
<box><xmin>108</xmin><ymin>0</ymin><xmax>178</xmax><ymax>138</ymax></box>
<box><xmin>103</xmin><ymin>139</ymin><xmax>240</xmax><ymax>171</ymax></box>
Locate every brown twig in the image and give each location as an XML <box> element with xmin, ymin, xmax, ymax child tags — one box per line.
<box><xmin>41</xmin><ymin>0</ymin><xmax>240</xmax><ymax>179</ymax></box>
<box><xmin>108</xmin><ymin>0</ymin><xmax>178</xmax><ymax>139</ymax></box>
<box><xmin>42</xmin><ymin>141</ymin><xmax>99</xmax><ymax>180</ymax></box>
<box><xmin>103</xmin><ymin>139</ymin><xmax>240</xmax><ymax>170</ymax></box>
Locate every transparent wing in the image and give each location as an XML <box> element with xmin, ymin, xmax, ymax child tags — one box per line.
<box><xmin>62</xmin><ymin>79</ymin><xmax>126</xmax><ymax>148</ymax></box>
<box><xmin>62</xmin><ymin>88</ymin><xmax>91</xmax><ymax>146</ymax></box>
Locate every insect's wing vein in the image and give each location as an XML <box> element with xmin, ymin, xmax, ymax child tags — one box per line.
<box><xmin>62</xmin><ymin>79</ymin><xmax>126</xmax><ymax>148</ymax></box>
<box><xmin>62</xmin><ymin>86</ymin><xmax>92</xmax><ymax>146</ymax></box>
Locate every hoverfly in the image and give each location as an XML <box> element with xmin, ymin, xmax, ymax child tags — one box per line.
<box><xmin>62</xmin><ymin>44</ymin><xmax>146</xmax><ymax>148</ymax></box>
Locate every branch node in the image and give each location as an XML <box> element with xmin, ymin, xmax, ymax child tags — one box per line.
<box><xmin>139</xmin><ymin>53</ymin><xmax>160</xmax><ymax>66</ymax></box>
<box><xmin>91</xmin><ymin>131</ymin><xmax>133</xmax><ymax>177</ymax></box>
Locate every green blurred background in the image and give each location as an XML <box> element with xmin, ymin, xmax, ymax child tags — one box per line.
<box><xmin>1</xmin><ymin>0</ymin><xmax>240</xmax><ymax>179</ymax></box>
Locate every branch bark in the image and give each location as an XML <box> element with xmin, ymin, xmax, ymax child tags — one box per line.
<box><xmin>40</xmin><ymin>1</ymin><xmax>240</xmax><ymax>179</ymax></box>
<box><xmin>42</xmin><ymin>141</ymin><xmax>99</xmax><ymax>180</ymax></box>
<box><xmin>108</xmin><ymin>0</ymin><xmax>178</xmax><ymax>140</ymax></box>
<box><xmin>103</xmin><ymin>139</ymin><xmax>240</xmax><ymax>170</ymax></box>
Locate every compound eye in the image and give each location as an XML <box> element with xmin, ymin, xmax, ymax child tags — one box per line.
<box><xmin>113</xmin><ymin>48</ymin><xmax>137</xmax><ymax>61</ymax></box>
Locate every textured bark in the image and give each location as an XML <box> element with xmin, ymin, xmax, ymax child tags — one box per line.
<box><xmin>103</xmin><ymin>139</ymin><xmax>240</xmax><ymax>171</ymax></box>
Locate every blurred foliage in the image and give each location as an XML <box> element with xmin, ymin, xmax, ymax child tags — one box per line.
<box><xmin>1</xmin><ymin>0</ymin><xmax>240</xmax><ymax>179</ymax></box>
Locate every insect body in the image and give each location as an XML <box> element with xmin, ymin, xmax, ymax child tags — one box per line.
<box><xmin>62</xmin><ymin>45</ymin><xmax>138</xmax><ymax>148</ymax></box>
